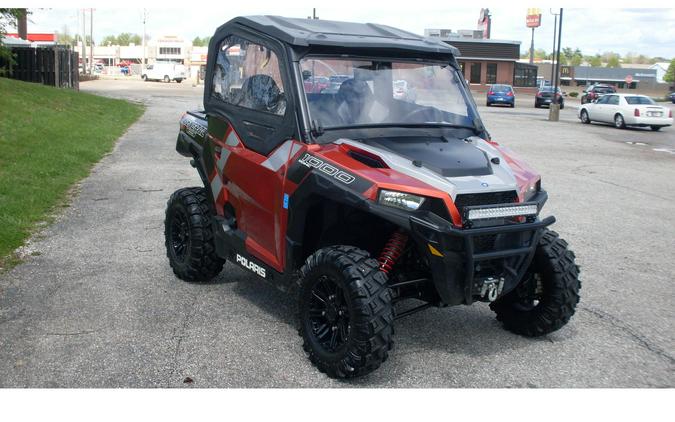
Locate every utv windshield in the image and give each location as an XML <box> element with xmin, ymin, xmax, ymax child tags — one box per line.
<box><xmin>300</xmin><ymin>58</ymin><xmax>478</xmax><ymax>131</ymax></box>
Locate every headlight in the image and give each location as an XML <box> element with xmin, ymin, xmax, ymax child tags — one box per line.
<box><xmin>378</xmin><ymin>190</ymin><xmax>425</xmax><ymax>211</ymax></box>
<box><xmin>468</xmin><ymin>204</ymin><xmax>538</xmax><ymax>220</ymax></box>
<box><xmin>523</xmin><ymin>179</ymin><xmax>541</xmax><ymax>202</ymax></box>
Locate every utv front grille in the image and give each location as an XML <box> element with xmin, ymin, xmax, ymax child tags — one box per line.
<box><xmin>454</xmin><ymin>190</ymin><xmax>519</xmax><ymax>227</ymax></box>
<box><xmin>454</xmin><ymin>191</ymin><xmax>518</xmax><ymax>210</ymax></box>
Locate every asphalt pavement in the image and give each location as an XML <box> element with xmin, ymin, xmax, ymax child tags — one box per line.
<box><xmin>0</xmin><ymin>79</ymin><xmax>673</xmax><ymax>387</ymax></box>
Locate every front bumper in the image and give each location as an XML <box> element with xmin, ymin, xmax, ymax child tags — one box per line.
<box><xmin>408</xmin><ymin>192</ymin><xmax>553</xmax><ymax>305</ymax></box>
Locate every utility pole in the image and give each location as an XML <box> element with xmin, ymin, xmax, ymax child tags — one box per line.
<box><xmin>142</xmin><ymin>9</ymin><xmax>147</xmax><ymax>69</ymax></box>
<box><xmin>89</xmin><ymin>8</ymin><xmax>93</xmax><ymax>75</ymax></box>
<box><xmin>549</xmin><ymin>9</ymin><xmax>559</xmax><ymax>87</ymax></box>
<box><xmin>81</xmin><ymin>8</ymin><xmax>87</xmax><ymax>74</ymax></box>
<box><xmin>308</xmin><ymin>8</ymin><xmax>318</xmax><ymax>19</ymax></box>
<box><xmin>549</xmin><ymin>8</ymin><xmax>563</xmax><ymax>122</ymax></box>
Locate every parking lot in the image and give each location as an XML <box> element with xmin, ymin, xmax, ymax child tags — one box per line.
<box><xmin>0</xmin><ymin>78</ymin><xmax>673</xmax><ymax>387</ymax></box>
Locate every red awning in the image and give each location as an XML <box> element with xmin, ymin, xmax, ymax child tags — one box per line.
<box><xmin>5</xmin><ymin>33</ymin><xmax>56</xmax><ymax>42</ymax></box>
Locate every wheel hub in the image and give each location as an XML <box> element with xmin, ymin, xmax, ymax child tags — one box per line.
<box><xmin>171</xmin><ymin>212</ymin><xmax>190</xmax><ymax>260</ymax></box>
<box><xmin>307</xmin><ymin>276</ymin><xmax>350</xmax><ymax>352</ymax></box>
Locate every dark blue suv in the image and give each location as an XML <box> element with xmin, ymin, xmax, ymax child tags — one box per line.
<box><xmin>486</xmin><ymin>84</ymin><xmax>515</xmax><ymax>107</ymax></box>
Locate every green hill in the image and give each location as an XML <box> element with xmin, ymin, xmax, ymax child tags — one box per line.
<box><xmin>0</xmin><ymin>78</ymin><xmax>144</xmax><ymax>268</ymax></box>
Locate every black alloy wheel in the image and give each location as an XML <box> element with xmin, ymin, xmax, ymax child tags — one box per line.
<box><xmin>169</xmin><ymin>209</ymin><xmax>190</xmax><ymax>262</ymax></box>
<box><xmin>306</xmin><ymin>274</ymin><xmax>351</xmax><ymax>353</ymax></box>
<box><xmin>297</xmin><ymin>245</ymin><xmax>394</xmax><ymax>378</ymax></box>
<box><xmin>490</xmin><ymin>229</ymin><xmax>581</xmax><ymax>337</ymax></box>
<box><xmin>164</xmin><ymin>187</ymin><xmax>225</xmax><ymax>282</ymax></box>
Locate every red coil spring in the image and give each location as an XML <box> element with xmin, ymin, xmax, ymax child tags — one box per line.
<box><xmin>378</xmin><ymin>230</ymin><xmax>408</xmax><ymax>274</ymax></box>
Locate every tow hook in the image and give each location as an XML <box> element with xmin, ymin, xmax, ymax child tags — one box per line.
<box><xmin>480</xmin><ymin>277</ymin><xmax>505</xmax><ymax>302</ymax></box>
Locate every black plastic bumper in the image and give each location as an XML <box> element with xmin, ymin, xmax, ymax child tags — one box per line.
<box><xmin>409</xmin><ymin>202</ymin><xmax>555</xmax><ymax>306</ymax></box>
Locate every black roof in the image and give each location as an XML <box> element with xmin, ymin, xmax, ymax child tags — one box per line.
<box><xmin>219</xmin><ymin>15</ymin><xmax>459</xmax><ymax>56</ymax></box>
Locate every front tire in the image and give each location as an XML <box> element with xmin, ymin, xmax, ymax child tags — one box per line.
<box><xmin>142</xmin><ymin>74</ymin><xmax>147</xmax><ymax>81</ymax></box>
<box><xmin>614</xmin><ymin>113</ymin><xmax>626</xmax><ymax>129</ymax></box>
<box><xmin>164</xmin><ymin>75</ymin><xmax>170</xmax><ymax>83</ymax></box>
<box><xmin>490</xmin><ymin>229</ymin><xmax>580</xmax><ymax>337</ymax></box>
<box><xmin>164</xmin><ymin>187</ymin><xmax>224</xmax><ymax>282</ymax></box>
<box><xmin>298</xmin><ymin>246</ymin><xmax>394</xmax><ymax>379</ymax></box>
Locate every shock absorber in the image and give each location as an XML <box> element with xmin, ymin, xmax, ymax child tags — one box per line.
<box><xmin>378</xmin><ymin>230</ymin><xmax>408</xmax><ymax>274</ymax></box>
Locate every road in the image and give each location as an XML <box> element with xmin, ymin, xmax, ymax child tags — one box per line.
<box><xmin>0</xmin><ymin>79</ymin><xmax>673</xmax><ymax>387</ymax></box>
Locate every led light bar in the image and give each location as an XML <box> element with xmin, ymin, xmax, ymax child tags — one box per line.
<box><xmin>467</xmin><ymin>204</ymin><xmax>538</xmax><ymax>220</ymax></box>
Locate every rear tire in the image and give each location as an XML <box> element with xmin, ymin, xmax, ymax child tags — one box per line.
<box><xmin>580</xmin><ymin>109</ymin><xmax>590</xmax><ymax>124</ymax></box>
<box><xmin>164</xmin><ymin>75</ymin><xmax>170</xmax><ymax>83</ymax></box>
<box><xmin>486</xmin><ymin>102</ymin><xmax>491</xmax><ymax>107</ymax></box>
<box><xmin>614</xmin><ymin>113</ymin><xmax>626</xmax><ymax>129</ymax></box>
<box><xmin>297</xmin><ymin>245</ymin><xmax>394</xmax><ymax>379</ymax></box>
<box><xmin>490</xmin><ymin>229</ymin><xmax>580</xmax><ymax>337</ymax></box>
<box><xmin>650</xmin><ymin>125</ymin><xmax>662</xmax><ymax>131</ymax></box>
<box><xmin>175</xmin><ymin>78</ymin><xmax>183</xmax><ymax>83</ymax></box>
<box><xmin>164</xmin><ymin>187</ymin><xmax>224</xmax><ymax>282</ymax></box>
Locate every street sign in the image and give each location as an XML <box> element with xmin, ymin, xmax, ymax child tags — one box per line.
<box><xmin>625</xmin><ymin>75</ymin><xmax>633</xmax><ymax>84</ymax></box>
<box><xmin>526</xmin><ymin>8</ymin><xmax>542</xmax><ymax>28</ymax></box>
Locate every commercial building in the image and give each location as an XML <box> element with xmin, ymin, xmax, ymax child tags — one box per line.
<box><xmin>5</xmin><ymin>32</ymin><xmax>56</xmax><ymax>46</ymax></box>
<box><xmin>425</xmin><ymin>29</ymin><xmax>537</xmax><ymax>87</ymax></box>
<box><xmin>564</xmin><ymin>66</ymin><xmax>658</xmax><ymax>89</ymax></box>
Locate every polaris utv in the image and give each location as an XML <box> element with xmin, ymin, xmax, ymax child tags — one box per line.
<box><xmin>165</xmin><ymin>16</ymin><xmax>581</xmax><ymax>379</ymax></box>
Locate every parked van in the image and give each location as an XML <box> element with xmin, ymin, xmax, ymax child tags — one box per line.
<box><xmin>141</xmin><ymin>62</ymin><xmax>186</xmax><ymax>83</ymax></box>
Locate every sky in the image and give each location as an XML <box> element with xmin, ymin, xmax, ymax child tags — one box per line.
<box><xmin>17</xmin><ymin>6</ymin><xmax>675</xmax><ymax>59</ymax></box>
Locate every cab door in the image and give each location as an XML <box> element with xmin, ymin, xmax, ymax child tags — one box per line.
<box><xmin>204</xmin><ymin>33</ymin><xmax>299</xmax><ymax>272</ymax></box>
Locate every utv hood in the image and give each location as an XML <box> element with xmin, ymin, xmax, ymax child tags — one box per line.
<box><xmin>360</xmin><ymin>136</ymin><xmax>492</xmax><ymax>178</ymax></box>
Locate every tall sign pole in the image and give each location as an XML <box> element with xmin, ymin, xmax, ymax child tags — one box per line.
<box><xmin>89</xmin><ymin>8</ymin><xmax>93</xmax><ymax>75</ymax></box>
<box><xmin>550</xmin><ymin>11</ymin><xmax>558</xmax><ymax>86</ymax></box>
<box><xmin>526</xmin><ymin>8</ymin><xmax>542</xmax><ymax>64</ymax></box>
<box><xmin>81</xmin><ymin>8</ymin><xmax>86</xmax><ymax>74</ymax></box>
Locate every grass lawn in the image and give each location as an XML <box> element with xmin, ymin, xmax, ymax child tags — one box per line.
<box><xmin>0</xmin><ymin>77</ymin><xmax>144</xmax><ymax>268</ymax></box>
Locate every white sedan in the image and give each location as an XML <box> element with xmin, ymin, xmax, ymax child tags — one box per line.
<box><xmin>578</xmin><ymin>93</ymin><xmax>673</xmax><ymax>131</ymax></box>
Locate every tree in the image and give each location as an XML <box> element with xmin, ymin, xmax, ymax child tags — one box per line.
<box><xmin>55</xmin><ymin>25</ymin><xmax>76</xmax><ymax>46</ymax></box>
<box><xmin>606</xmin><ymin>55</ymin><xmax>621</xmax><ymax>68</ymax></box>
<box><xmin>192</xmin><ymin>36</ymin><xmax>211</xmax><ymax>47</ymax></box>
<box><xmin>101</xmin><ymin>35</ymin><xmax>117</xmax><ymax>46</ymax></box>
<box><xmin>0</xmin><ymin>8</ymin><xmax>30</xmax><ymax>65</ymax></box>
<box><xmin>589</xmin><ymin>55</ymin><xmax>602</xmax><ymax>67</ymax></box>
<box><xmin>664</xmin><ymin>59</ymin><xmax>675</xmax><ymax>84</ymax></box>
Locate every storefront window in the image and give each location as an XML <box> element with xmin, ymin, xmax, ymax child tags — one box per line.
<box><xmin>470</xmin><ymin>63</ymin><xmax>481</xmax><ymax>84</ymax></box>
<box><xmin>514</xmin><ymin>62</ymin><xmax>537</xmax><ymax>87</ymax></box>
<box><xmin>486</xmin><ymin>63</ymin><xmax>497</xmax><ymax>84</ymax></box>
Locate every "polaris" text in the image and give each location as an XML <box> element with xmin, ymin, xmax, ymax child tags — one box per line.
<box><xmin>298</xmin><ymin>154</ymin><xmax>355</xmax><ymax>185</ymax></box>
<box><xmin>235</xmin><ymin>254</ymin><xmax>266</xmax><ymax>278</ymax></box>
